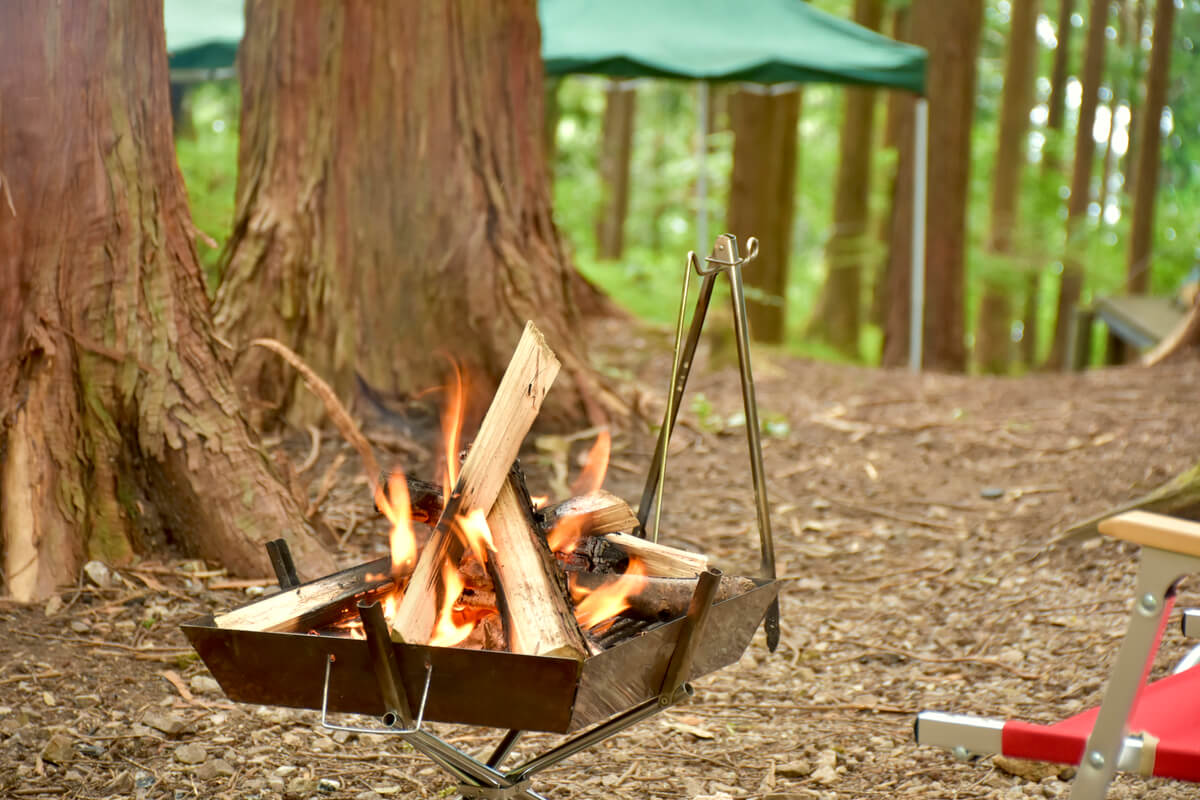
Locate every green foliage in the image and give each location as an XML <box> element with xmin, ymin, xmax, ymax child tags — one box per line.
<box><xmin>174</xmin><ymin>80</ymin><xmax>240</xmax><ymax>294</ymax></box>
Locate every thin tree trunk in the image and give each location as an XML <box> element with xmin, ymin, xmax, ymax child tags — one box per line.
<box><xmin>882</xmin><ymin>0</ymin><xmax>983</xmax><ymax>370</ymax></box>
<box><xmin>1124</xmin><ymin>0</ymin><xmax>1149</xmax><ymax>199</ymax></box>
<box><xmin>1023</xmin><ymin>0</ymin><xmax>1077</xmax><ymax>365</ymax></box>
<box><xmin>1047</xmin><ymin>0</ymin><xmax>1110</xmax><ymax>370</ymax></box>
<box><xmin>727</xmin><ymin>89</ymin><xmax>801</xmax><ymax>344</ymax></box>
<box><xmin>594</xmin><ymin>82</ymin><xmax>637</xmax><ymax>261</ymax></box>
<box><xmin>214</xmin><ymin>1</ymin><xmax>606</xmax><ymax>429</ymax></box>
<box><xmin>1126</xmin><ymin>0</ymin><xmax>1176</xmax><ymax>295</ymax></box>
<box><xmin>808</xmin><ymin>0</ymin><xmax>885</xmax><ymax>359</ymax></box>
<box><xmin>0</xmin><ymin>1</ymin><xmax>334</xmax><ymax>602</ymax></box>
<box><xmin>977</xmin><ymin>0</ymin><xmax>1040</xmax><ymax>374</ymax></box>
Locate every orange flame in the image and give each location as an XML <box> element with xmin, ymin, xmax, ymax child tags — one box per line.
<box><xmin>457</xmin><ymin>509</ymin><xmax>496</xmax><ymax>567</ymax></box>
<box><xmin>441</xmin><ymin>362</ymin><xmax>466</xmax><ymax>497</ymax></box>
<box><xmin>570</xmin><ymin>429</ymin><xmax>611</xmax><ymax>496</ymax></box>
<box><xmin>547</xmin><ymin>514</ymin><xmax>584</xmax><ymax>555</ymax></box>
<box><xmin>429</xmin><ymin>560</ymin><xmax>474</xmax><ymax>647</ymax></box>
<box><xmin>375</xmin><ymin>472</ymin><xmax>417</xmax><ymax>581</ymax></box>
<box><xmin>571</xmin><ymin>559</ymin><xmax>648</xmax><ymax>630</ymax></box>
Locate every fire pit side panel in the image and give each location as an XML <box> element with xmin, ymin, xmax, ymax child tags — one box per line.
<box><xmin>182</xmin><ymin>619</ymin><xmax>584</xmax><ymax>732</ymax></box>
<box><xmin>569</xmin><ymin>581</ymin><xmax>778</xmax><ymax>731</ymax></box>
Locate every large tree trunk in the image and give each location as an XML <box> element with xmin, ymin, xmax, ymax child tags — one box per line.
<box><xmin>976</xmin><ymin>0</ymin><xmax>1040</xmax><ymax>374</ymax></box>
<box><xmin>214</xmin><ymin>1</ymin><xmax>604</xmax><ymax>429</ymax></box>
<box><xmin>0</xmin><ymin>1</ymin><xmax>335</xmax><ymax>602</ymax></box>
<box><xmin>1125</xmin><ymin>0</ymin><xmax>1176</xmax><ymax>295</ymax></box>
<box><xmin>594</xmin><ymin>82</ymin><xmax>637</xmax><ymax>261</ymax></box>
<box><xmin>726</xmin><ymin>89</ymin><xmax>801</xmax><ymax>344</ymax></box>
<box><xmin>1047</xmin><ymin>0</ymin><xmax>1110</xmax><ymax>370</ymax></box>
<box><xmin>881</xmin><ymin>0</ymin><xmax>983</xmax><ymax>370</ymax></box>
<box><xmin>807</xmin><ymin>0</ymin><xmax>885</xmax><ymax>359</ymax></box>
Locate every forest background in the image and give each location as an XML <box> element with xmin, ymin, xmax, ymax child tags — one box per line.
<box><xmin>176</xmin><ymin>0</ymin><xmax>1200</xmax><ymax>373</ymax></box>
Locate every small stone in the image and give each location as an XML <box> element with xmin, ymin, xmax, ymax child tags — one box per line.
<box><xmin>980</xmin><ymin>486</ymin><xmax>1006</xmax><ymax>500</ymax></box>
<box><xmin>102</xmin><ymin>770</ymin><xmax>135</xmax><ymax>794</ymax></box>
<box><xmin>76</xmin><ymin>742</ymin><xmax>106</xmax><ymax>758</ymax></box>
<box><xmin>318</xmin><ymin>778</ymin><xmax>341</xmax><ymax>793</ymax></box>
<box><xmin>41</xmin><ymin>733</ymin><xmax>74</xmax><ymax>764</ymax></box>
<box><xmin>174</xmin><ymin>742</ymin><xmax>207</xmax><ymax>765</ymax></box>
<box><xmin>74</xmin><ymin>694</ymin><xmax>102</xmax><ymax>708</ymax></box>
<box><xmin>355</xmin><ymin>793</ymin><xmax>383</xmax><ymax>800</ymax></box>
<box><xmin>310</xmin><ymin>737</ymin><xmax>336</xmax><ymax>753</ymax></box>
<box><xmin>281</xmin><ymin>731</ymin><xmax>304</xmax><ymax>748</ymax></box>
<box><xmin>84</xmin><ymin>560</ymin><xmax>115</xmax><ymax>587</ymax></box>
<box><xmin>330</xmin><ymin>730</ymin><xmax>353</xmax><ymax>744</ymax></box>
<box><xmin>275</xmin><ymin>764</ymin><xmax>300</xmax><ymax>777</ymax></box>
<box><xmin>777</xmin><ymin>760</ymin><xmax>812</xmax><ymax>778</ymax></box>
<box><xmin>70</xmin><ymin>620</ymin><xmax>90</xmax><ymax>634</ymax></box>
<box><xmin>811</xmin><ymin>763</ymin><xmax>839</xmax><ymax>784</ymax></box>
<box><xmin>44</xmin><ymin>595</ymin><xmax>64</xmax><ymax>617</ymax></box>
<box><xmin>195</xmin><ymin>758</ymin><xmax>236</xmax><ymax>780</ymax></box>
<box><xmin>134</xmin><ymin>770</ymin><xmax>156</xmax><ymax>790</ymax></box>
<box><xmin>286</xmin><ymin>776</ymin><xmax>319</xmax><ymax>797</ymax></box>
<box><xmin>189</xmin><ymin>675</ymin><xmax>222</xmax><ymax>696</ymax></box>
<box><xmin>42</xmin><ymin>691</ymin><xmax>57</xmax><ymax>707</ymax></box>
<box><xmin>143</xmin><ymin>710</ymin><xmax>188</xmax><ymax>736</ymax></box>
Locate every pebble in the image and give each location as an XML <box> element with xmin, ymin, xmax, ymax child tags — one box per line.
<box><xmin>318</xmin><ymin>778</ymin><xmax>341</xmax><ymax>793</ymax></box>
<box><xmin>143</xmin><ymin>710</ymin><xmax>188</xmax><ymax>736</ymax></box>
<box><xmin>286</xmin><ymin>776</ymin><xmax>319</xmax><ymax>796</ymax></box>
<box><xmin>83</xmin><ymin>560</ymin><xmax>114</xmax><ymax>587</ymax></box>
<box><xmin>174</xmin><ymin>742</ymin><xmax>207</xmax><ymax>764</ymax></box>
<box><xmin>189</xmin><ymin>675</ymin><xmax>222</xmax><ymax>695</ymax></box>
<box><xmin>195</xmin><ymin>758</ymin><xmax>236</xmax><ymax>780</ymax></box>
<box><xmin>777</xmin><ymin>760</ymin><xmax>812</xmax><ymax>778</ymax></box>
<box><xmin>40</xmin><ymin>733</ymin><xmax>74</xmax><ymax>764</ymax></box>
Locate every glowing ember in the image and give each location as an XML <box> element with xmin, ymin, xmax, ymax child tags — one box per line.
<box><xmin>457</xmin><ymin>509</ymin><xmax>496</xmax><ymax>567</ymax></box>
<box><xmin>570</xmin><ymin>429</ymin><xmax>611</xmax><ymax>496</ymax></box>
<box><xmin>375</xmin><ymin>472</ymin><xmax>417</xmax><ymax>581</ymax></box>
<box><xmin>530</xmin><ymin>495</ymin><xmax>549</xmax><ymax>509</ymax></box>
<box><xmin>429</xmin><ymin>560</ymin><xmax>474</xmax><ymax>647</ymax></box>
<box><xmin>571</xmin><ymin>559</ymin><xmax>648</xmax><ymax>630</ymax></box>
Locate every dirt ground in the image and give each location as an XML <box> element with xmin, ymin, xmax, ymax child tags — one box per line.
<box><xmin>4</xmin><ymin>317</ymin><xmax>1200</xmax><ymax>800</ymax></box>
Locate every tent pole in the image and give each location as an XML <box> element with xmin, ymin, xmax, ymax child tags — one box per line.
<box><xmin>909</xmin><ymin>97</ymin><xmax>928</xmax><ymax>372</ymax></box>
<box><xmin>696</xmin><ymin>81</ymin><xmax>710</xmax><ymax>255</ymax></box>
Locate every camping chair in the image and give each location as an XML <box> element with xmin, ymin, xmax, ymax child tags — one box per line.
<box><xmin>915</xmin><ymin>511</ymin><xmax>1200</xmax><ymax>799</ymax></box>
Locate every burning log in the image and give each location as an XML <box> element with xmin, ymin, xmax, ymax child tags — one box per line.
<box><xmin>392</xmin><ymin>322</ymin><xmax>560</xmax><ymax>644</ymax></box>
<box><xmin>484</xmin><ymin>474</ymin><xmax>589</xmax><ymax>660</ymax></box>
<box><xmin>214</xmin><ymin>558</ymin><xmax>391</xmax><ymax>633</ymax></box>
<box><xmin>573</xmin><ymin>572</ymin><xmax>754</xmax><ymax>622</ymax></box>
<box><xmin>591</xmin><ymin>533</ymin><xmax>709</xmax><ymax>578</ymax></box>
<box><xmin>536</xmin><ymin>490</ymin><xmax>638</xmax><ymax>537</ymax></box>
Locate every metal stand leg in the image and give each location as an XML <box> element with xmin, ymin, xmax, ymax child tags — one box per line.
<box><xmin>1070</xmin><ymin>547</ymin><xmax>1200</xmax><ymax>799</ymax></box>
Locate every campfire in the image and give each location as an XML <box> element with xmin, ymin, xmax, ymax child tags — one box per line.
<box><xmin>182</xmin><ymin>232</ymin><xmax>777</xmax><ymax>800</ymax></box>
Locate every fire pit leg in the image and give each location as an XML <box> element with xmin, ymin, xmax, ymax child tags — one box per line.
<box><xmin>486</xmin><ymin>729</ymin><xmax>524</xmax><ymax>768</ymax></box>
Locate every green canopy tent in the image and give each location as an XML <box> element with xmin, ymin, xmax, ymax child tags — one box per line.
<box><xmin>161</xmin><ymin>0</ymin><xmax>930</xmax><ymax>367</ymax></box>
<box><xmin>540</xmin><ymin>0</ymin><xmax>930</xmax><ymax>369</ymax></box>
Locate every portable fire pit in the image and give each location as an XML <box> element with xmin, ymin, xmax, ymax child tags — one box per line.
<box><xmin>183</xmin><ymin>235</ymin><xmax>780</xmax><ymax>799</ymax></box>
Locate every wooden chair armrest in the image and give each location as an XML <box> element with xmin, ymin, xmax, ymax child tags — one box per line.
<box><xmin>1098</xmin><ymin>511</ymin><xmax>1200</xmax><ymax>559</ymax></box>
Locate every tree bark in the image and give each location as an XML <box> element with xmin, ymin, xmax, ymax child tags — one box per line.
<box><xmin>808</xmin><ymin>0</ymin><xmax>885</xmax><ymax>359</ymax></box>
<box><xmin>976</xmin><ymin>0</ymin><xmax>1041</xmax><ymax>374</ymax></box>
<box><xmin>882</xmin><ymin>0</ymin><xmax>983</xmax><ymax>370</ymax></box>
<box><xmin>1047</xmin><ymin>0</ymin><xmax>1110</xmax><ymax>370</ymax></box>
<box><xmin>214</xmin><ymin>1</ymin><xmax>604</xmax><ymax>429</ymax></box>
<box><xmin>0</xmin><ymin>1</ymin><xmax>335</xmax><ymax>602</ymax></box>
<box><xmin>594</xmin><ymin>82</ymin><xmax>637</xmax><ymax>261</ymax></box>
<box><xmin>727</xmin><ymin>89</ymin><xmax>801</xmax><ymax>344</ymax></box>
<box><xmin>1126</xmin><ymin>0</ymin><xmax>1176</xmax><ymax>295</ymax></box>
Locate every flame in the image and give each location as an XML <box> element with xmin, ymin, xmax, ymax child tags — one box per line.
<box><xmin>546</xmin><ymin>514</ymin><xmax>584</xmax><ymax>554</ymax></box>
<box><xmin>571</xmin><ymin>559</ymin><xmax>648</xmax><ymax>630</ymax></box>
<box><xmin>375</xmin><ymin>473</ymin><xmax>417</xmax><ymax>581</ymax></box>
<box><xmin>530</xmin><ymin>495</ymin><xmax>549</xmax><ymax>509</ymax></box>
<box><xmin>457</xmin><ymin>509</ymin><xmax>496</xmax><ymax>567</ymax></box>
<box><xmin>441</xmin><ymin>361</ymin><xmax>467</xmax><ymax>496</ymax></box>
<box><xmin>570</xmin><ymin>429</ymin><xmax>611</xmax><ymax>496</ymax></box>
<box><xmin>429</xmin><ymin>560</ymin><xmax>474</xmax><ymax>647</ymax></box>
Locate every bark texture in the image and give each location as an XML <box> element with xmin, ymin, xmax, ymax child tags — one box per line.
<box><xmin>808</xmin><ymin>0</ymin><xmax>885</xmax><ymax>359</ymax></box>
<box><xmin>594</xmin><ymin>83</ymin><xmax>637</xmax><ymax>261</ymax></box>
<box><xmin>1047</xmin><ymin>0</ymin><xmax>1109</xmax><ymax>369</ymax></box>
<box><xmin>727</xmin><ymin>89</ymin><xmax>801</xmax><ymax>344</ymax></box>
<box><xmin>0</xmin><ymin>1</ymin><xmax>334</xmax><ymax>601</ymax></box>
<box><xmin>882</xmin><ymin>0</ymin><xmax>983</xmax><ymax>370</ymax></box>
<box><xmin>214</xmin><ymin>1</ymin><xmax>601</xmax><ymax>428</ymax></box>
<box><xmin>1125</xmin><ymin>0</ymin><xmax>1176</xmax><ymax>295</ymax></box>
<box><xmin>976</xmin><ymin>0</ymin><xmax>1040</xmax><ymax>374</ymax></box>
